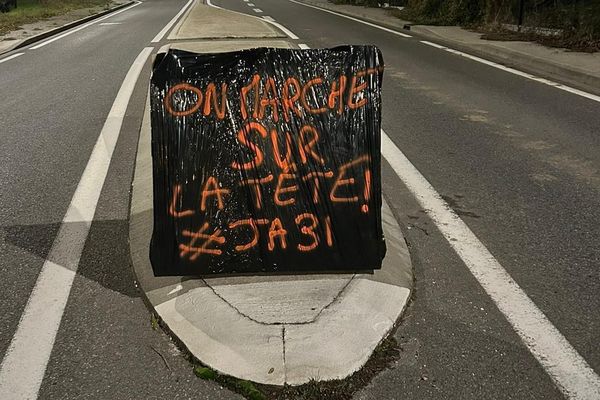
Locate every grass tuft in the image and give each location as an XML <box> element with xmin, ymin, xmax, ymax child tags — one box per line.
<box><xmin>0</xmin><ymin>0</ymin><xmax>113</xmax><ymax>35</ymax></box>
<box><xmin>193</xmin><ymin>366</ymin><xmax>218</xmax><ymax>380</ymax></box>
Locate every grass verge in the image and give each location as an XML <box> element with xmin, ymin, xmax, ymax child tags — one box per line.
<box><xmin>0</xmin><ymin>0</ymin><xmax>113</xmax><ymax>36</ymax></box>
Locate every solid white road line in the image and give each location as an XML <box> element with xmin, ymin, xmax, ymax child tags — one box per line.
<box><xmin>206</xmin><ymin>0</ymin><xmax>222</xmax><ymax>9</ymax></box>
<box><xmin>260</xmin><ymin>17</ymin><xmax>299</xmax><ymax>39</ymax></box>
<box><xmin>421</xmin><ymin>40</ymin><xmax>600</xmax><ymax>103</ymax></box>
<box><xmin>0</xmin><ymin>46</ymin><xmax>153</xmax><ymax>400</ymax></box>
<box><xmin>298</xmin><ymin>43</ymin><xmax>310</xmax><ymax>49</ymax></box>
<box><xmin>31</xmin><ymin>1</ymin><xmax>142</xmax><ymax>49</ymax></box>
<box><xmin>287</xmin><ymin>0</ymin><xmax>412</xmax><ymax>38</ymax></box>
<box><xmin>151</xmin><ymin>0</ymin><xmax>195</xmax><ymax>43</ymax></box>
<box><xmin>420</xmin><ymin>40</ymin><xmax>445</xmax><ymax>49</ymax></box>
<box><xmin>380</xmin><ymin>130</ymin><xmax>600</xmax><ymax>400</ymax></box>
<box><xmin>0</xmin><ymin>53</ymin><xmax>24</xmax><ymax>64</ymax></box>
<box><xmin>297</xmin><ymin>38</ymin><xmax>600</xmax><ymax>399</ymax></box>
<box><xmin>253</xmin><ymin>8</ymin><xmax>263</xmax><ymax>13</ymax></box>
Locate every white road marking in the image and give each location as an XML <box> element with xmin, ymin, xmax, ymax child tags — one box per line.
<box><xmin>253</xmin><ymin>8</ymin><xmax>263</xmax><ymax>13</ymax></box>
<box><xmin>207</xmin><ymin>0</ymin><xmax>301</xmax><ymax>40</ymax></box>
<box><xmin>298</xmin><ymin>43</ymin><xmax>310</xmax><ymax>49</ymax></box>
<box><xmin>299</xmin><ymin>38</ymin><xmax>600</xmax><ymax>399</ymax></box>
<box><xmin>0</xmin><ymin>53</ymin><xmax>24</xmax><ymax>64</ymax></box>
<box><xmin>206</xmin><ymin>0</ymin><xmax>223</xmax><ymax>9</ymax></box>
<box><xmin>260</xmin><ymin>17</ymin><xmax>299</xmax><ymax>39</ymax></box>
<box><xmin>30</xmin><ymin>1</ymin><xmax>142</xmax><ymax>49</ymax></box>
<box><xmin>248</xmin><ymin>2</ymin><xmax>255</xmax><ymax>6</ymax></box>
<box><xmin>0</xmin><ymin>46</ymin><xmax>153</xmax><ymax>400</ymax></box>
<box><xmin>99</xmin><ymin>22</ymin><xmax>123</xmax><ymax>26</ymax></box>
<box><xmin>289</xmin><ymin>0</ymin><xmax>598</xmax><ymax>104</ymax></box>
<box><xmin>380</xmin><ymin>130</ymin><xmax>600</xmax><ymax>400</ymax></box>
<box><xmin>151</xmin><ymin>0</ymin><xmax>195</xmax><ymax>43</ymax></box>
<box><xmin>262</xmin><ymin>15</ymin><xmax>276</xmax><ymax>22</ymax></box>
<box><xmin>421</xmin><ymin>40</ymin><xmax>600</xmax><ymax>103</ymax></box>
<box><xmin>287</xmin><ymin>0</ymin><xmax>412</xmax><ymax>38</ymax></box>
<box><xmin>420</xmin><ymin>40</ymin><xmax>445</xmax><ymax>49</ymax></box>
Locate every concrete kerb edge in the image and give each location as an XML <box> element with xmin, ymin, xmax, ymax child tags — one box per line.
<box><xmin>202</xmin><ymin>0</ymin><xmax>291</xmax><ymax>40</ymax></box>
<box><xmin>294</xmin><ymin>0</ymin><xmax>600</xmax><ymax>96</ymax></box>
<box><xmin>165</xmin><ymin>0</ymin><xmax>200</xmax><ymax>41</ymax></box>
<box><xmin>0</xmin><ymin>1</ymin><xmax>135</xmax><ymax>56</ymax></box>
<box><xmin>408</xmin><ymin>25</ymin><xmax>600</xmax><ymax>96</ymax></box>
<box><xmin>128</xmin><ymin>47</ymin><xmax>414</xmax><ymax>386</ymax></box>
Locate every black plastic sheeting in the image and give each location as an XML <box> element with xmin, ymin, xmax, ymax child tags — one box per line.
<box><xmin>149</xmin><ymin>46</ymin><xmax>385</xmax><ymax>276</ymax></box>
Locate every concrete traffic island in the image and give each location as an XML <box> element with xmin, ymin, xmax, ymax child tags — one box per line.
<box><xmin>129</xmin><ymin>0</ymin><xmax>413</xmax><ymax>387</ymax></box>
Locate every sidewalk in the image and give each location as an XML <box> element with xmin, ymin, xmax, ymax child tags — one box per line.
<box><xmin>129</xmin><ymin>0</ymin><xmax>413</xmax><ymax>387</ymax></box>
<box><xmin>296</xmin><ymin>0</ymin><xmax>600</xmax><ymax>94</ymax></box>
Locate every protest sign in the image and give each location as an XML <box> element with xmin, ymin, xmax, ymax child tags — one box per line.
<box><xmin>150</xmin><ymin>46</ymin><xmax>385</xmax><ymax>275</ymax></box>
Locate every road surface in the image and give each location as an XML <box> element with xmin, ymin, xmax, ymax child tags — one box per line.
<box><xmin>0</xmin><ymin>0</ymin><xmax>599</xmax><ymax>398</ymax></box>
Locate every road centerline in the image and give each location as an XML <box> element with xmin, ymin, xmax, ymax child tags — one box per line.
<box><xmin>0</xmin><ymin>46</ymin><xmax>153</xmax><ymax>400</ymax></box>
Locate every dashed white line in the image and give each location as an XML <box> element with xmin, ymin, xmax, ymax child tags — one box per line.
<box><xmin>30</xmin><ymin>1</ymin><xmax>142</xmax><ymax>49</ymax></box>
<box><xmin>298</xmin><ymin>43</ymin><xmax>310</xmax><ymax>49</ymax></box>
<box><xmin>151</xmin><ymin>0</ymin><xmax>195</xmax><ymax>43</ymax></box>
<box><xmin>99</xmin><ymin>22</ymin><xmax>123</xmax><ymax>26</ymax></box>
<box><xmin>0</xmin><ymin>46</ymin><xmax>154</xmax><ymax>400</ymax></box>
<box><xmin>380</xmin><ymin>130</ymin><xmax>600</xmax><ymax>400</ymax></box>
<box><xmin>253</xmin><ymin>8</ymin><xmax>263</xmax><ymax>13</ymax></box>
<box><xmin>206</xmin><ymin>0</ymin><xmax>298</xmax><ymax>39</ymax></box>
<box><xmin>421</xmin><ymin>40</ymin><xmax>600</xmax><ymax>103</ymax></box>
<box><xmin>0</xmin><ymin>52</ymin><xmax>24</xmax><ymax>64</ymax></box>
<box><xmin>262</xmin><ymin>15</ymin><xmax>276</xmax><ymax>22</ymax></box>
<box><xmin>247</xmin><ymin>2</ymin><xmax>255</xmax><ymax>6</ymax></box>
<box><xmin>287</xmin><ymin>0</ymin><xmax>411</xmax><ymax>38</ymax></box>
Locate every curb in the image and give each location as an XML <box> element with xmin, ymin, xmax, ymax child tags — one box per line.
<box><xmin>294</xmin><ymin>0</ymin><xmax>600</xmax><ymax>96</ymax></box>
<box><xmin>408</xmin><ymin>25</ymin><xmax>600</xmax><ymax>96</ymax></box>
<box><xmin>0</xmin><ymin>1</ymin><xmax>135</xmax><ymax>56</ymax></box>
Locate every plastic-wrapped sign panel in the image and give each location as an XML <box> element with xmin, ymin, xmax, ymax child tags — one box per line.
<box><xmin>150</xmin><ymin>46</ymin><xmax>385</xmax><ymax>276</ymax></box>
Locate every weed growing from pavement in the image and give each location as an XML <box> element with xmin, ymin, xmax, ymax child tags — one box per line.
<box><xmin>190</xmin><ymin>335</ymin><xmax>401</xmax><ymax>400</ymax></box>
<box><xmin>194</xmin><ymin>367</ymin><xmax>266</xmax><ymax>400</ymax></box>
<box><xmin>150</xmin><ymin>313</ymin><xmax>159</xmax><ymax>331</ymax></box>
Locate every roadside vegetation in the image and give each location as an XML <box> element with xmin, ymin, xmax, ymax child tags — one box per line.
<box><xmin>335</xmin><ymin>0</ymin><xmax>600</xmax><ymax>52</ymax></box>
<box><xmin>192</xmin><ymin>335</ymin><xmax>403</xmax><ymax>400</ymax></box>
<box><xmin>0</xmin><ymin>0</ymin><xmax>112</xmax><ymax>35</ymax></box>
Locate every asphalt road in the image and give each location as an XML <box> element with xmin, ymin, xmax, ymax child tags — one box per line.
<box><xmin>0</xmin><ymin>0</ymin><xmax>242</xmax><ymax>398</ymax></box>
<box><xmin>203</xmin><ymin>0</ymin><xmax>600</xmax><ymax>397</ymax></box>
<box><xmin>0</xmin><ymin>0</ymin><xmax>599</xmax><ymax>398</ymax></box>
